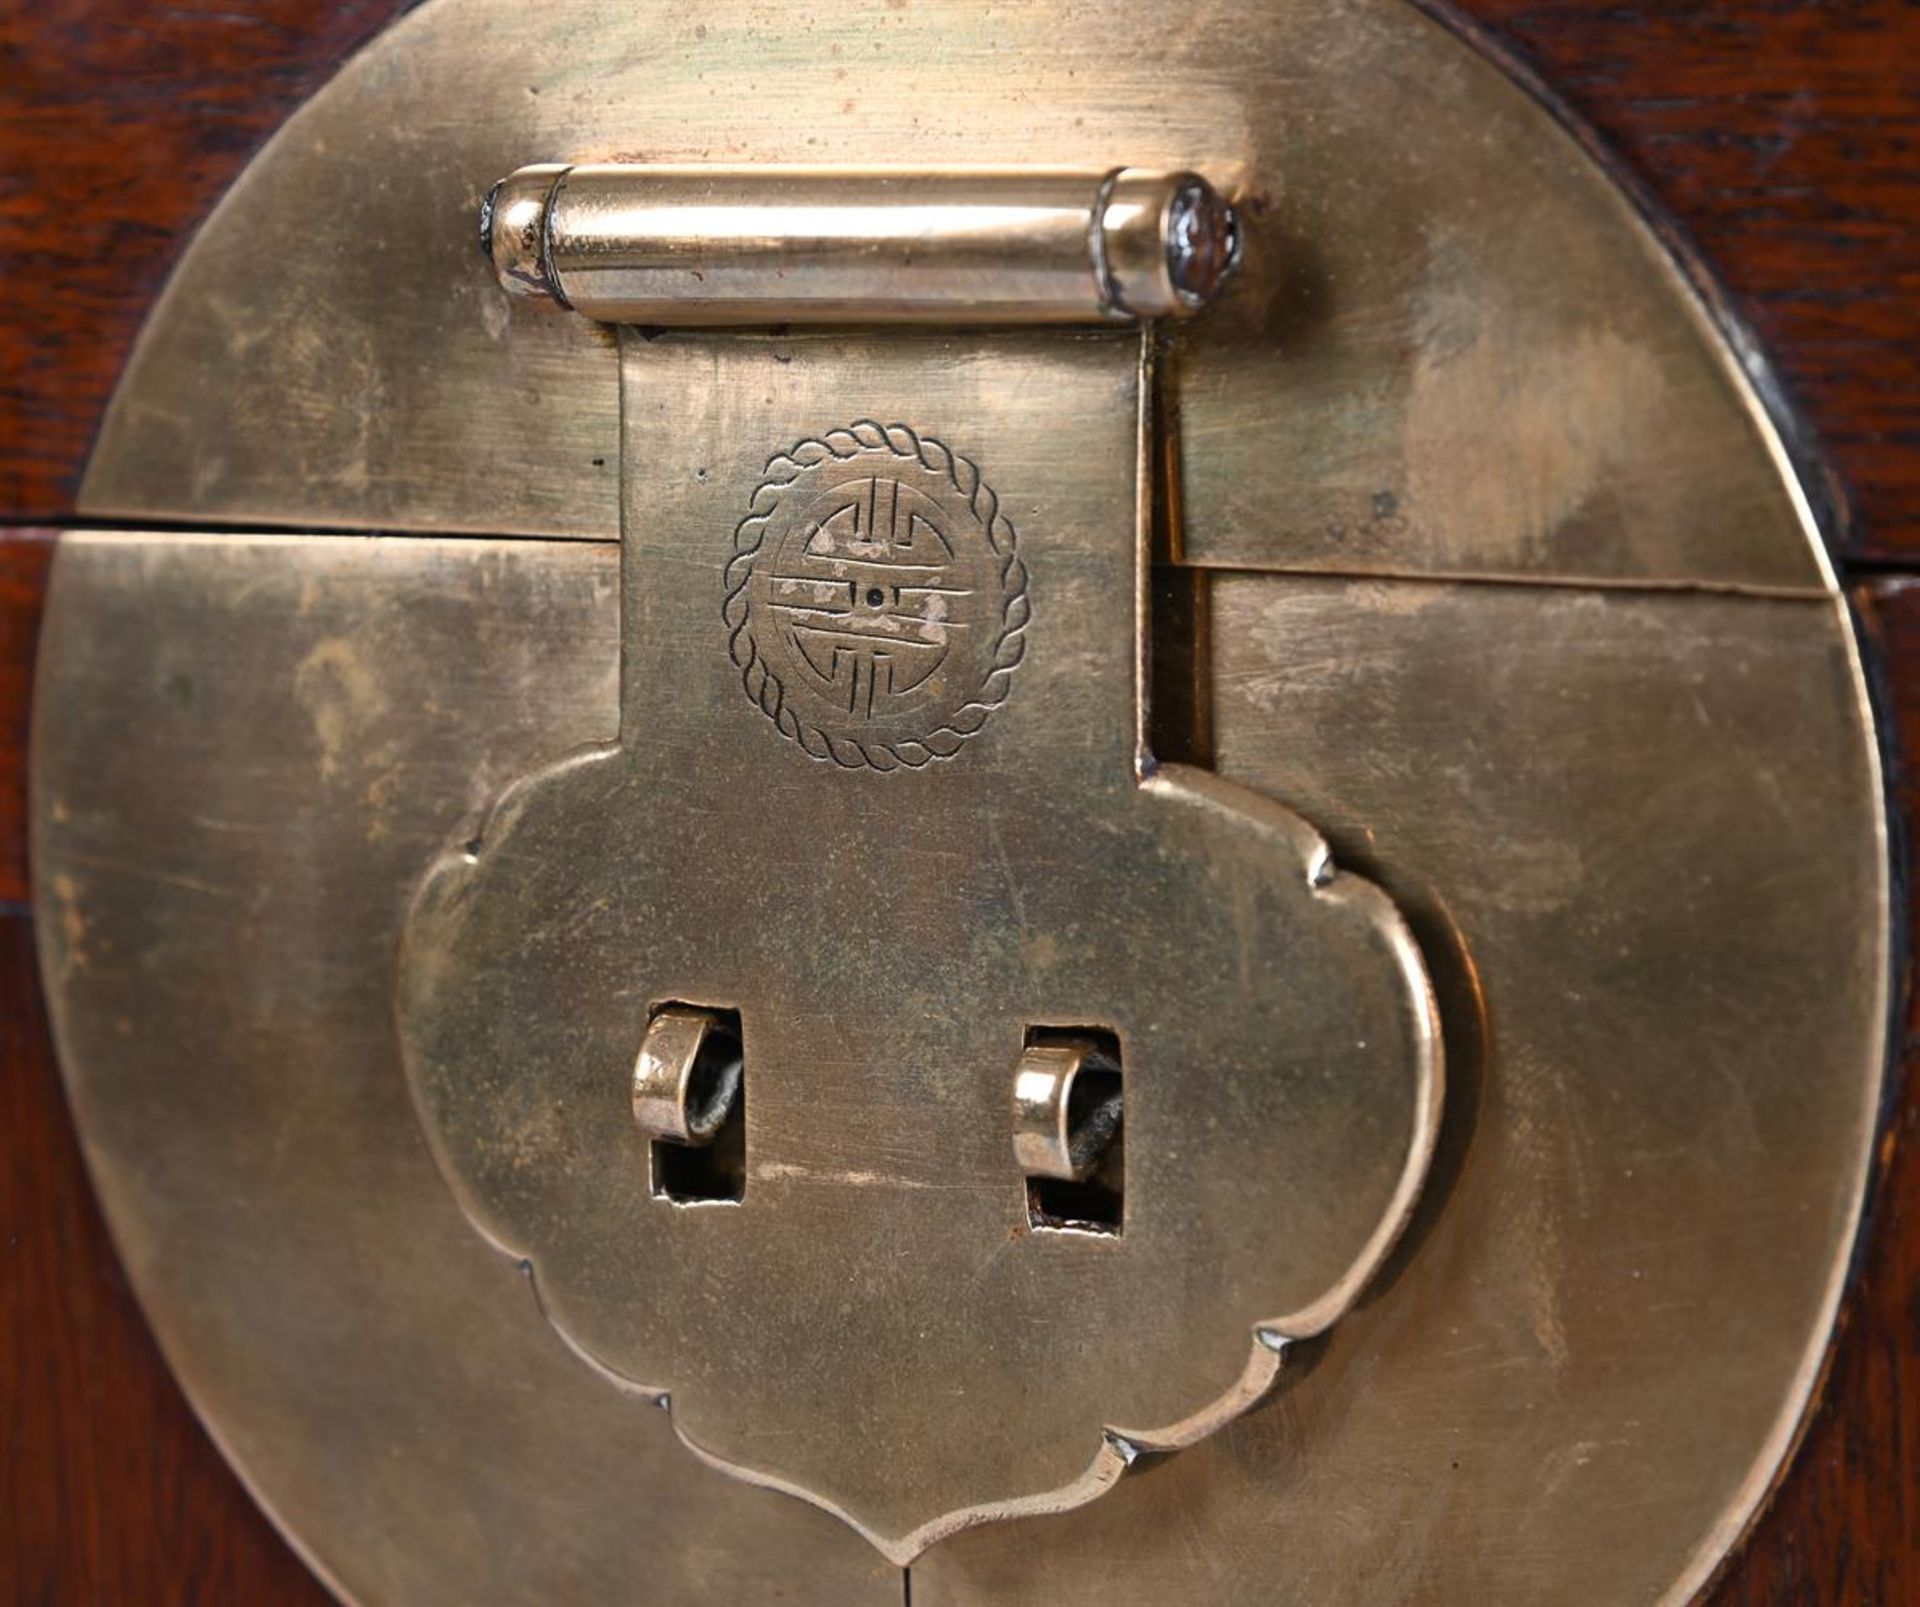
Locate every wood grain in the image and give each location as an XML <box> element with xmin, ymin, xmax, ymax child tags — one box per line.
<box><xmin>0</xmin><ymin>911</ymin><xmax>331</xmax><ymax>1605</ymax></box>
<box><xmin>1451</xmin><ymin>1</ymin><xmax>1920</xmax><ymax>565</ymax></box>
<box><xmin>0</xmin><ymin>0</ymin><xmax>409</xmax><ymax>522</ymax></box>
<box><xmin>0</xmin><ymin>1</ymin><xmax>1915</xmax><ymax>1600</ymax></box>
<box><xmin>0</xmin><ymin>530</ymin><xmax>52</xmax><ymax>907</ymax></box>
<box><xmin>1</xmin><ymin>1</ymin><xmax>1916</xmax><ymax>561</ymax></box>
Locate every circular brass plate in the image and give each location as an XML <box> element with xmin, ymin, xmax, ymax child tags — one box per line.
<box><xmin>35</xmin><ymin>0</ymin><xmax>1893</xmax><ymax>1603</ymax></box>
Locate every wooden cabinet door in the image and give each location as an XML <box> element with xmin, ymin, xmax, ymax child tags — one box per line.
<box><xmin>2</xmin><ymin>4</ymin><xmax>1912</xmax><ymax>1600</ymax></box>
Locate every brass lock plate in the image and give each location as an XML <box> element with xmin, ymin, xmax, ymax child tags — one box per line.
<box><xmin>398</xmin><ymin>326</ymin><xmax>1438</xmax><ymax>1557</ymax></box>
<box><xmin>31</xmin><ymin>0</ymin><xmax>1893</xmax><ymax>1603</ymax></box>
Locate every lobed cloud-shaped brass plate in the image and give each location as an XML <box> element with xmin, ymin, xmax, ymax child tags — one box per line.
<box><xmin>396</xmin><ymin>328</ymin><xmax>1442</xmax><ymax>1561</ymax></box>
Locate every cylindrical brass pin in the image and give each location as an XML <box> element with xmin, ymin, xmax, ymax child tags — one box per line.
<box><xmin>481</xmin><ymin>165</ymin><xmax>1240</xmax><ymax>325</ymax></box>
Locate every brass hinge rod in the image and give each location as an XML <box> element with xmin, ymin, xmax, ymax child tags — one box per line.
<box><xmin>482</xmin><ymin>164</ymin><xmax>1240</xmax><ymax>326</ymax></box>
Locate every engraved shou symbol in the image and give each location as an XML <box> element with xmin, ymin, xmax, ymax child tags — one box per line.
<box><xmin>724</xmin><ymin>422</ymin><xmax>1029</xmax><ymax>771</ymax></box>
<box><xmin>766</xmin><ymin>475</ymin><xmax>969</xmax><ymax>721</ymax></box>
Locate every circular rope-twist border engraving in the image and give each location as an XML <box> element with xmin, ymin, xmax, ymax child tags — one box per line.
<box><xmin>722</xmin><ymin>420</ymin><xmax>1031</xmax><ymax>772</ymax></box>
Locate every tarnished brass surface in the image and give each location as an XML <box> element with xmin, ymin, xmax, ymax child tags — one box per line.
<box><xmin>34</xmin><ymin>0</ymin><xmax>1897</xmax><ymax>1601</ymax></box>
<box><xmin>81</xmin><ymin>0</ymin><xmax>1830</xmax><ymax>593</ymax></box>
<box><xmin>396</xmin><ymin>328</ymin><xmax>1439</xmax><ymax>1559</ymax></box>
<box><xmin>32</xmin><ymin>535</ymin><xmax>899</xmax><ymax>1607</ymax></box>
<box><xmin>917</xmin><ymin>576</ymin><xmax>1891</xmax><ymax>1605</ymax></box>
<box><xmin>35</xmin><ymin>538</ymin><xmax>1890</xmax><ymax>1604</ymax></box>
<box><xmin>487</xmin><ymin>165</ymin><xmax>1239</xmax><ymax>324</ymax></box>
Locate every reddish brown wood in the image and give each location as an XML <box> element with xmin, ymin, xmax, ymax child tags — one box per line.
<box><xmin>0</xmin><ymin>912</ymin><xmax>330</xmax><ymax>1605</ymax></box>
<box><xmin>0</xmin><ymin>3</ymin><xmax>1916</xmax><ymax>1600</ymax></box>
<box><xmin>1</xmin><ymin>1</ymin><xmax>1917</xmax><ymax>562</ymax></box>
<box><xmin>0</xmin><ymin>0</ymin><xmax>411</xmax><ymax>521</ymax></box>
<box><xmin>1451</xmin><ymin>1</ymin><xmax>1920</xmax><ymax>565</ymax></box>
<box><xmin>0</xmin><ymin>530</ymin><xmax>52</xmax><ymax>906</ymax></box>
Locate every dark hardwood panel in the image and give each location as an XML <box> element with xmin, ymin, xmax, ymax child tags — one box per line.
<box><xmin>0</xmin><ymin>0</ymin><xmax>411</xmax><ymax>522</ymax></box>
<box><xmin>1453</xmin><ymin>1</ymin><xmax>1920</xmax><ymax>564</ymax></box>
<box><xmin>0</xmin><ymin>529</ymin><xmax>52</xmax><ymax>906</ymax></box>
<box><xmin>1</xmin><ymin>1</ymin><xmax>1916</xmax><ymax>563</ymax></box>
<box><xmin>0</xmin><ymin>912</ymin><xmax>331</xmax><ymax>1605</ymax></box>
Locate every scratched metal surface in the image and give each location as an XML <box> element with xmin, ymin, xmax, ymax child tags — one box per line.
<box><xmin>32</xmin><ymin>534</ymin><xmax>902</xmax><ymax>1607</ymax></box>
<box><xmin>394</xmin><ymin>327</ymin><xmax>1440</xmax><ymax>1559</ymax></box>
<box><xmin>915</xmin><ymin>576</ymin><xmax>1890</xmax><ymax>1604</ymax></box>
<box><xmin>81</xmin><ymin>0</ymin><xmax>1826</xmax><ymax>593</ymax></box>
<box><xmin>33</xmin><ymin>534</ymin><xmax>1889</xmax><ymax>1602</ymax></box>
